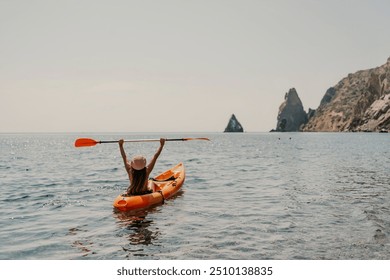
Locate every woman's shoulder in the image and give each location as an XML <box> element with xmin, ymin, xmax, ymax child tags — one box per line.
<box><xmin>125</xmin><ymin>162</ymin><xmax>132</xmax><ymax>170</ymax></box>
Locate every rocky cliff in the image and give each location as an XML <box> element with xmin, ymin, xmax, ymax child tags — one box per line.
<box><xmin>303</xmin><ymin>57</ymin><xmax>390</xmax><ymax>132</ymax></box>
<box><xmin>274</xmin><ymin>88</ymin><xmax>308</xmax><ymax>132</ymax></box>
<box><xmin>224</xmin><ymin>114</ymin><xmax>244</xmax><ymax>132</ymax></box>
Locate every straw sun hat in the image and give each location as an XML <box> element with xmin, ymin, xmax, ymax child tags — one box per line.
<box><xmin>130</xmin><ymin>155</ymin><xmax>147</xmax><ymax>170</ymax></box>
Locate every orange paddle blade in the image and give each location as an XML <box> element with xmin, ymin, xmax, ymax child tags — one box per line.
<box><xmin>74</xmin><ymin>138</ymin><xmax>99</xmax><ymax>147</ymax></box>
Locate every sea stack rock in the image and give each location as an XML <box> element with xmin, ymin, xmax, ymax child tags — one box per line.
<box><xmin>275</xmin><ymin>88</ymin><xmax>308</xmax><ymax>131</ymax></box>
<box><xmin>224</xmin><ymin>114</ymin><xmax>244</xmax><ymax>132</ymax></box>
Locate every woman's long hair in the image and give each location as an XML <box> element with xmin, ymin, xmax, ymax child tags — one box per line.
<box><xmin>127</xmin><ymin>167</ymin><xmax>148</xmax><ymax>195</ymax></box>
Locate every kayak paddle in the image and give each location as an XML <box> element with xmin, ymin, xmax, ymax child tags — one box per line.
<box><xmin>74</xmin><ymin>137</ymin><xmax>210</xmax><ymax>148</ymax></box>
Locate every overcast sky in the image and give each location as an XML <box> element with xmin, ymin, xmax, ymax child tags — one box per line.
<box><xmin>1</xmin><ymin>0</ymin><xmax>389</xmax><ymax>133</ymax></box>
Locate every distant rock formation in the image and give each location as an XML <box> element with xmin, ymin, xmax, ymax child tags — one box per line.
<box><xmin>224</xmin><ymin>114</ymin><xmax>244</xmax><ymax>132</ymax></box>
<box><xmin>303</xmin><ymin>57</ymin><xmax>390</xmax><ymax>132</ymax></box>
<box><xmin>274</xmin><ymin>88</ymin><xmax>308</xmax><ymax>132</ymax></box>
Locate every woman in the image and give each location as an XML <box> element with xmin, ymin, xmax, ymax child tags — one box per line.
<box><xmin>119</xmin><ymin>138</ymin><xmax>165</xmax><ymax>195</ymax></box>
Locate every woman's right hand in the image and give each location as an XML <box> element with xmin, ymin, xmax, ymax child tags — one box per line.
<box><xmin>119</xmin><ymin>139</ymin><xmax>124</xmax><ymax>146</ymax></box>
<box><xmin>160</xmin><ymin>138</ymin><xmax>166</xmax><ymax>147</ymax></box>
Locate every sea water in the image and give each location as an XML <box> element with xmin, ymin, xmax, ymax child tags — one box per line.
<box><xmin>0</xmin><ymin>132</ymin><xmax>389</xmax><ymax>260</ymax></box>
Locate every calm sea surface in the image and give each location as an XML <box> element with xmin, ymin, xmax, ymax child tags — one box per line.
<box><xmin>0</xmin><ymin>132</ymin><xmax>389</xmax><ymax>260</ymax></box>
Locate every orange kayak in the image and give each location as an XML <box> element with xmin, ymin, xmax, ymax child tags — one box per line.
<box><xmin>113</xmin><ymin>163</ymin><xmax>185</xmax><ymax>211</ymax></box>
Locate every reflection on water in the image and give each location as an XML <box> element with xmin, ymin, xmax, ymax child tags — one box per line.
<box><xmin>112</xmin><ymin>190</ymin><xmax>185</xmax><ymax>258</ymax></box>
<box><xmin>113</xmin><ymin>208</ymin><xmax>161</xmax><ymax>258</ymax></box>
<box><xmin>67</xmin><ymin>226</ymin><xmax>96</xmax><ymax>257</ymax></box>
